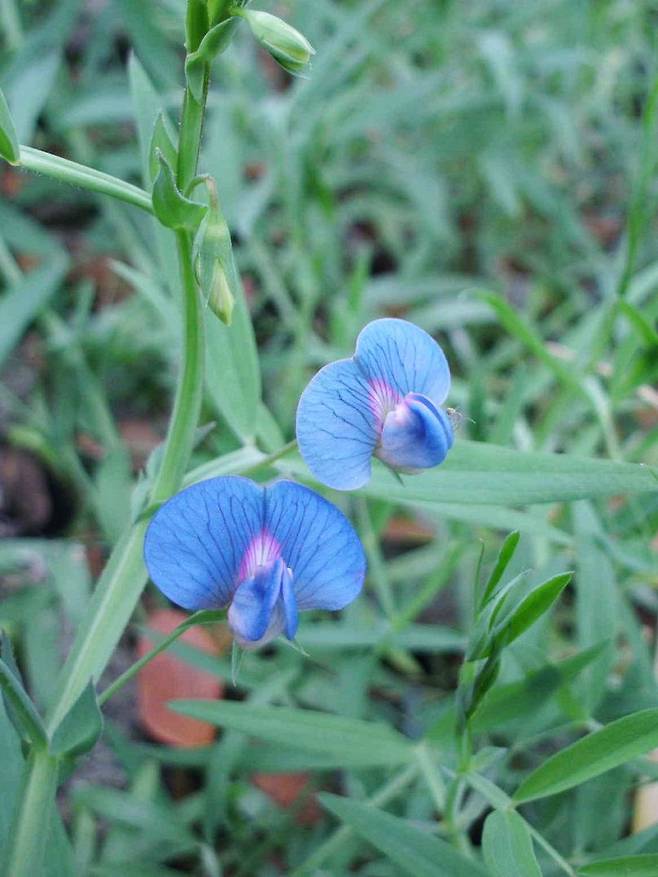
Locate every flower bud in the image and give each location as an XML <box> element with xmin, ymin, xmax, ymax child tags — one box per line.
<box><xmin>240</xmin><ymin>10</ymin><xmax>315</xmax><ymax>75</ymax></box>
<box><xmin>194</xmin><ymin>212</ymin><xmax>236</xmax><ymax>326</ymax></box>
<box><xmin>207</xmin><ymin>259</ymin><xmax>235</xmax><ymax>325</ymax></box>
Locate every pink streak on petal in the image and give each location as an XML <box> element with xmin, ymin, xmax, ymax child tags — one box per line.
<box><xmin>238</xmin><ymin>529</ymin><xmax>282</xmax><ymax>581</ymax></box>
<box><xmin>367</xmin><ymin>378</ymin><xmax>403</xmax><ymax>430</ymax></box>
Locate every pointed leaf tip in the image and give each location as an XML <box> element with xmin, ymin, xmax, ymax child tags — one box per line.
<box><xmin>152</xmin><ymin>150</ymin><xmax>207</xmax><ymax>231</ymax></box>
<box><xmin>0</xmin><ymin>88</ymin><xmax>19</xmax><ymax>165</ymax></box>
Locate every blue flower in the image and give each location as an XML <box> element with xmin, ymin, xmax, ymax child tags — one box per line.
<box><xmin>144</xmin><ymin>476</ymin><xmax>366</xmax><ymax>649</ymax></box>
<box><xmin>296</xmin><ymin>318</ymin><xmax>453</xmax><ymax>490</ymax></box>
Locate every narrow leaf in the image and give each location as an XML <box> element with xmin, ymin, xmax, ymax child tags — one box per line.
<box><xmin>482</xmin><ymin>810</ymin><xmax>541</xmax><ymax>877</ymax></box>
<box><xmin>480</xmin><ymin>531</ymin><xmax>520</xmax><ymax>607</ymax></box>
<box><xmin>0</xmin><ymin>655</ymin><xmax>48</xmax><ymax>749</ymax></box>
<box><xmin>578</xmin><ymin>854</ymin><xmax>658</xmax><ymax>876</ymax></box>
<box><xmin>170</xmin><ymin>701</ymin><xmax>412</xmax><ymax>768</ymax></box>
<box><xmin>515</xmin><ymin>708</ymin><xmax>658</xmax><ymax>803</ymax></box>
<box><xmin>320</xmin><ymin>793</ymin><xmax>489</xmax><ymax>877</ymax></box>
<box><xmin>471</xmin><ymin>642</ymin><xmax>608</xmax><ymax>732</ymax></box>
<box><xmin>493</xmin><ymin>571</ymin><xmax>572</xmax><ymax>651</ymax></box>
<box><xmin>0</xmin><ymin>87</ymin><xmax>19</xmax><ymax>164</ymax></box>
<box><xmin>280</xmin><ymin>442</ymin><xmax>658</xmax><ymax>506</ymax></box>
<box><xmin>204</xmin><ymin>242</ymin><xmax>261</xmax><ymax>441</ymax></box>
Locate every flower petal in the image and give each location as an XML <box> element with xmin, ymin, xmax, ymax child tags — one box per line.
<box><xmin>228</xmin><ymin>558</ymin><xmax>286</xmax><ymax>644</ymax></box>
<box><xmin>355</xmin><ymin>318</ymin><xmax>451</xmax><ymax>406</ymax></box>
<box><xmin>281</xmin><ymin>568</ymin><xmax>299</xmax><ymax>639</ymax></box>
<box><xmin>264</xmin><ymin>480</ymin><xmax>366</xmax><ymax>611</ymax></box>
<box><xmin>296</xmin><ymin>358</ymin><xmax>378</xmax><ymax>490</ymax></box>
<box><xmin>379</xmin><ymin>392</ymin><xmax>453</xmax><ymax>469</ymax></box>
<box><xmin>144</xmin><ymin>476</ymin><xmax>264</xmax><ymax>611</ymax></box>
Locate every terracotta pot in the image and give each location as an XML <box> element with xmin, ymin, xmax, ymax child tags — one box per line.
<box><xmin>252</xmin><ymin>772</ymin><xmax>321</xmax><ymax>826</ymax></box>
<box><xmin>137</xmin><ymin>608</ymin><xmax>225</xmax><ymax>747</ymax></box>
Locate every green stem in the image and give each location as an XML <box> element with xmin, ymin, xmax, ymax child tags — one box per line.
<box><xmin>414</xmin><ymin>741</ymin><xmax>447</xmax><ymax>811</ymax></box>
<box><xmin>177</xmin><ymin>72</ymin><xmax>209</xmax><ymax>192</ymax></box>
<box><xmin>356</xmin><ymin>496</ymin><xmax>395</xmax><ymax>617</ymax></box>
<box><xmin>6</xmin><ymin>22</ymin><xmax>213</xmax><ymax>877</ymax></box>
<box><xmin>46</xmin><ymin>234</ymin><xmax>206</xmax><ymax>735</ymax></box>
<box><xmin>18</xmin><ymin>146</ymin><xmax>153</xmax><ymax>214</ymax></box>
<box><xmin>241</xmin><ymin>439</ymin><xmax>298</xmax><ymax>474</ymax></box>
<box><xmin>443</xmin><ymin>773</ymin><xmax>468</xmax><ymax>852</ymax></box>
<box><xmin>98</xmin><ymin>609</ymin><xmax>222</xmax><ymax>706</ymax></box>
<box><xmin>5</xmin><ymin>750</ymin><xmax>59</xmax><ymax>877</ymax></box>
<box><xmin>45</xmin><ymin>74</ymin><xmax>210</xmax><ymax>736</ymax></box>
<box><xmin>150</xmin><ymin>230</ymin><xmax>205</xmax><ymax>500</ymax></box>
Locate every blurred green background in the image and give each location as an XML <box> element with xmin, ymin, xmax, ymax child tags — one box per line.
<box><xmin>1</xmin><ymin>1</ymin><xmax>658</xmax><ymax>875</ymax></box>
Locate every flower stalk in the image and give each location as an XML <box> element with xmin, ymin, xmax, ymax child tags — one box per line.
<box><xmin>6</xmin><ymin>7</ymin><xmax>216</xmax><ymax>871</ymax></box>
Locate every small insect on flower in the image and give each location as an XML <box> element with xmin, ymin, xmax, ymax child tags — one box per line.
<box><xmin>296</xmin><ymin>318</ymin><xmax>453</xmax><ymax>490</ymax></box>
<box><xmin>144</xmin><ymin>477</ymin><xmax>366</xmax><ymax>650</ymax></box>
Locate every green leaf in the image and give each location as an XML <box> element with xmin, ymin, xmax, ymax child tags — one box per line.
<box><xmin>185</xmin><ymin>20</ymin><xmax>239</xmax><ymax>101</ymax></box>
<box><xmin>578</xmin><ymin>854</ymin><xmax>658</xmax><ymax>876</ymax></box>
<box><xmin>0</xmin><ymin>87</ymin><xmax>19</xmax><ymax>164</ymax></box>
<box><xmin>151</xmin><ymin>151</ymin><xmax>207</xmax><ymax>231</ymax></box>
<box><xmin>279</xmin><ymin>442</ymin><xmax>658</xmax><ymax>506</ymax></box>
<box><xmin>471</xmin><ymin>642</ymin><xmax>608</xmax><ymax>732</ymax></box>
<box><xmin>148</xmin><ymin>113</ymin><xmax>177</xmax><ymax>186</ymax></box>
<box><xmin>0</xmin><ymin>254</ymin><xmax>68</xmax><ymax>371</ymax></box>
<box><xmin>0</xmin><ymin>695</ymin><xmax>23</xmax><ymax>866</ymax></box>
<box><xmin>170</xmin><ymin>701</ymin><xmax>412</xmax><ymax>768</ymax></box>
<box><xmin>480</xmin><ymin>531</ymin><xmax>520</xmax><ymax>607</ymax></box>
<box><xmin>0</xmin><ymin>652</ymin><xmax>48</xmax><ymax>750</ymax></box>
<box><xmin>128</xmin><ymin>52</ymin><xmax>165</xmax><ymax>187</ymax></box>
<box><xmin>514</xmin><ymin>708</ymin><xmax>658</xmax><ymax>803</ymax></box>
<box><xmin>491</xmin><ymin>571</ymin><xmax>572</xmax><ymax>653</ymax></box>
<box><xmin>482</xmin><ymin>810</ymin><xmax>541</xmax><ymax>877</ymax></box>
<box><xmin>204</xmin><ymin>245</ymin><xmax>261</xmax><ymax>442</ymax></box>
<box><xmin>127</xmin><ymin>53</ymin><xmax>179</xmax><ymax>293</ymax></box>
<box><xmin>574</xmin><ymin>503</ymin><xmax>618</xmax><ymax>711</ymax></box>
<box><xmin>50</xmin><ymin>682</ymin><xmax>103</xmax><ymax>758</ymax></box>
<box><xmin>467</xmin><ymin>568</ymin><xmax>564</xmax><ymax>662</ymax></box>
<box><xmin>319</xmin><ymin>794</ymin><xmax>490</xmax><ymax>877</ymax></box>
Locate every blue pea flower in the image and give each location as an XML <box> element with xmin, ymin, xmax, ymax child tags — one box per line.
<box><xmin>144</xmin><ymin>476</ymin><xmax>366</xmax><ymax>649</ymax></box>
<box><xmin>296</xmin><ymin>318</ymin><xmax>453</xmax><ymax>490</ymax></box>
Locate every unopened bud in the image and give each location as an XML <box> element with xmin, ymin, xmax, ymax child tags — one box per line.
<box><xmin>207</xmin><ymin>260</ymin><xmax>234</xmax><ymax>325</ymax></box>
<box><xmin>240</xmin><ymin>10</ymin><xmax>315</xmax><ymax>75</ymax></box>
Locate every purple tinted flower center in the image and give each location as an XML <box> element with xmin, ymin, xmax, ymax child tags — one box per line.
<box><xmin>230</xmin><ymin>531</ymin><xmax>299</xmax><ymax>648</ymax></box>
<box><xmin>367</xmin><ymin>378</ymin><xmax>403</xmax><ymax>430</ymax></box>
<box><xmin>238</xmin><ymin>530</ymin><xmax>282</xmax><ymax>580</ymax></box>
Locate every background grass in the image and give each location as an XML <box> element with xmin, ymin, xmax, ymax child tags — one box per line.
<box><xmin>1</xmin><ymin>1</ymin><xmax>658</xmax><ymax>875</ymax></box>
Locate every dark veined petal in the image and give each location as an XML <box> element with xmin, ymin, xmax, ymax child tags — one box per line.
<box><xmin>378</xmin><ymin>392</ymin><xmax>454</xmax><ymax>470</ymax></box>
<box><xmin>281</xmin><ymin>569</ymin><xmax>299</xmax><ymax>639</ymax></box>
<box><xmin>228</xmin><ymin>558</ymin><xmax>288</xmax><ymax>644</ymax></box>
<box><xmin>355</xmin><ymin>318</ymin><xmax>451</xmax><ymax>407</ymax></box>
<box><xmin>264</xmin><ymin>481</ymin><xmax>366</xmax><ymax>611</ymax></box>
<box><xmin>144</xmin><ymin>476</ymin><xmax>264</xmax><ymax>611</ymax></box>
<box><xmin>296</xmin><ymin>358</ymin><xmax>378</xmax><ymax>490</ymax></box>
